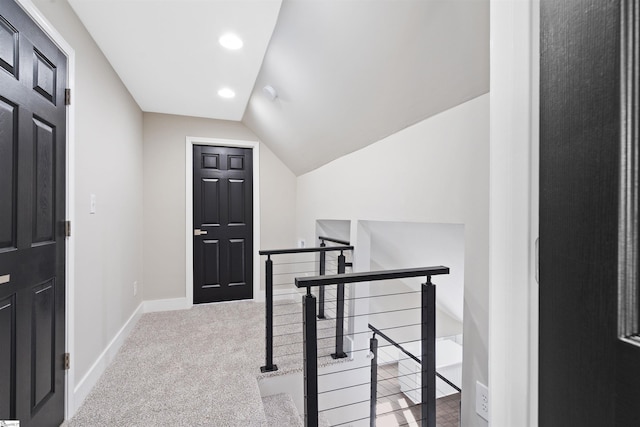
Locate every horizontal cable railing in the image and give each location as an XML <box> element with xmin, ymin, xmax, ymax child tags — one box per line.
<box><xmin>317</xmin><ymin>236</ymin><xmax>352</xmax><ymax>321</ymax></box>
<box><xmin>295</xmin><ymin>266</ymin><xmax>450</xmax><ymax>427</ymax></box>
<box><xmin>368</xmin><ymin>324</ymin><xmax>461</xmax><ymax>394</ymax></box>
<box><xmin>259</xmin><ymin>238</ymin><xmax>354</xmax><ymax>373</ymax></box>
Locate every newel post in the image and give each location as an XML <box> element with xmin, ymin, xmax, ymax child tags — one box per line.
<box><xmin>332</xmin><ymin>250</ymin><xmax>348</xmax><ymax>359</ymax></box>
<box><xmin>421</xmin><ymin>276</ymin><xmax>436</xmax><ymax>427</ymax></box>
<box><xmin>261</xmin><ymin>255</ymin><xmax>277</xmax><ymax>373</ymax></box>
<box><xmin>303</xmin><ymin>289</ymin><xmax>319</xmax><ymax>427</ymax></box>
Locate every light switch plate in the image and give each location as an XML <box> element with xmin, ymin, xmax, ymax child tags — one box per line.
<box><xmin>90</xmin><ymin>194</ymin><xmax>96</xmax><ymax>214</ymax></box>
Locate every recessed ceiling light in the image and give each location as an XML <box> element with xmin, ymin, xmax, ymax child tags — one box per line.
<box><xmin>218</xmin><ymin>88</ymin><xmax>236</xmax><ymax>99</ymax></box>
<box><xmin>219</xmin><ymin>33</ymin><xmax>243</xmax><ymax>50</ymax></box>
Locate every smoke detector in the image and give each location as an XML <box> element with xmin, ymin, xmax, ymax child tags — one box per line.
<box><xmin>263</xmin><ymin>85</ymin><xmax>278</xmax><ymax>101</ymax></box>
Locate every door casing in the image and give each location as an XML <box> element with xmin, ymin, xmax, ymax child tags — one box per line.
<box><xmin>185</xmin><ymin>137</ymin><xmax>261</xmax><ymax>306</ymax></box>
<box><xmin>488</xmin><ymin>1</ymin><xmax>539</xmax><ymax>426</ymax></box>
<box><xmin>14</xmin><ymin>0</ymin><xmax>76</xmax><ymax>420</ymax></box>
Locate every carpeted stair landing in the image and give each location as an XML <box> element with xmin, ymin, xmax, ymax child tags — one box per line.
<box><xmin>62</xmin><ymin>302</ymin><xmax>336</xmax><ymax>426</ymax></box>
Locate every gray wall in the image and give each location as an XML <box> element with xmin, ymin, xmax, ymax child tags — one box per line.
<box><xmin>32</xmin><ymin>0</ymin><xmax>145</xmax><ymax>384</ymax></box>
<box><xmin>142</xmin><ymin>113</ymin><xmax>297</xmax><ymax>301</ymax></box>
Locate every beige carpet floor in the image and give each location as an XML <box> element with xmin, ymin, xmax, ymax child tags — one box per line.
<box><xmin>64</xmin><ymin>301</ymin><xmax>271</xmax><ymax>426</ymax></box>
<box><xmin>61</xmin><ymin>298</ymin><xmax>422</xmax><ymax>427</ymax></box>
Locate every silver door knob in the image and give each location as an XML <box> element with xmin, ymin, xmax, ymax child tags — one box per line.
<box><xmin>194</xmin><ymin>229</ymin><xmax>208</xmax><ymax>236</ymax></box>
<box><xmin>0</xmin><ymin>274</ymin><xmax>10</xmax><ymax>285</ymax></box>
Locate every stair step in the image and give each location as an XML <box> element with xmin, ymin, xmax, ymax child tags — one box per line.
<box><xmin>262</xmin><ymin>393</ymin><xmax>303</xmax><ymax>426</ymax></box>
<box><xmin>262</xmin><ymin>393</ymin><xmax>331</xmax><ymax>426</ymax></box>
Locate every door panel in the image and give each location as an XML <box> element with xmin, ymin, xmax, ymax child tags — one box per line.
<box><xmin>0</xmin><ymin>294</ymin><xmax>16</xmax><ymax>419</ymax></box>
<box><xmin>228</xmin><ymin>179</ymin><xmax>246</xmax><ymax>224</ymax></box>
<box><xmin>0</xmin><ymin>1</ymin><xmax>66</xmax><ymax>425</ymax></box>
<box><xmin>228</xmin><ymin>239</ymin><xmax>246</xmax><ymax>286</ymax></box>
<box><xmin>0</xmin><ymin>96</ymin><xmax>17</xmax><ymax>250</ymax></box>
<box><xmin>202</xmin><ymin>239</ymin><xmax>221</xmax><ymax>288</ymax></box>
<box><xmin>0</xmin><ymin>16</ymin><xmax>18</xmax><ymax>78</ymax></box>
<box><xmin>32</xmin><ymin>280</ymin><xmax>55</xmax><ymax>411</ymax></box>
<box><xmin>33</xmin><ymin>117</ymin><xmax>55</xmax><ymax>244</ymax></box>
<box><xmin>32</xmin><ymin>49</ymin><xmax>57</xmax><ymax>104</ymax></box>
<box><xmin>193</xmin><ymin>145</ymin><xmax>253</xmax><ymax>303</ymax></box>
<box><xmin>540</xmin><ymin>0</ymin><xmax>640</xmax><ymax>425</ymax></box>
<box><xmin>202</xmin><ymin>178</ymin><xmax>220</xmax><ymax>225</ymax></box>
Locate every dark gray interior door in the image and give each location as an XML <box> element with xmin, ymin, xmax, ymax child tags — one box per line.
<box><xmin>0</xmin><ymin>1</ymin><xmax>67</xmax><ymax>425</ymax></box>
<box><xmin>193</xmin><ymin>145</ymin><xmax>253</xmax><ymax>304</ymax></box>
<box><xmin>540</xmin><ymin>0</ymin><xmax>640</xmax><ymax>425</ymax></box>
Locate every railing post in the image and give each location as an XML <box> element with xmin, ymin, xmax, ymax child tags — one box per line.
<box><xmin>303</xmin><ymin>290</ymin><xmax>319</xmax><ymax>427</ymax></box>
<box><xmin>331</xmin><ymin>251</ymin><xmax>348</xmax><ymax>359</ymax></box>
<box><xmin>261</xmin><ymin>256</ymin><xmax>278</xmax><ymax>373</ymax></box>
<box><xmin>421</xmin><ymin>276</ymin><xmax>436</xmax><ymax>427</ymax></box>
<box><xmin>370</xmin><ymin>334</ymin><xmax>379</xmax><ymax>427</ymax></box>
<box><xmin>318</xmin><ymin>240</ymin><xmax>326</xmax><ymax>319</ymax></box>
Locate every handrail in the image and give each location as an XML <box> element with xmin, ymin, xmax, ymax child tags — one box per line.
<box><xmin>368</xmin><ymin>324</ymin><xmax>461</xmax><ymax>393</ymax></box>
<box><xmin>318</xmin><ymin>235</ymin><xmax>351</xmax><ymax>246</ymax></box>
<box><xmin>259</xmin><ymin>243</ymin><xmax>354</xmax><ymax>373</ymax></box>
<box><xmin>259</xmin><ymin>246</ymin><xmax>353</xmax><ymax>256</ymax></box>
<box><xmin>316</xmin><ymin>236</ymin><xmax>350</xmax><ymax>320</ymax></box>
<box><xmin>301</xmin><ymin>268</ymin><xmax>446</xmax><ymax>426</ymax></box>
<box><xmin>295</xmin><ymin>266</ymin><xmax>449</xmax><ymax>287</ymax></box>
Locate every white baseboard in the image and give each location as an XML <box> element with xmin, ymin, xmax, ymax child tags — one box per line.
<box><xmin>143</xmin><ymin>297</ymin><xmax>191</xmax><ymax>313</ymax></box>
<box><xmin>72</xmin><ymin>302</ymin><xmax>144</xmax><ymax>413</ymax></box>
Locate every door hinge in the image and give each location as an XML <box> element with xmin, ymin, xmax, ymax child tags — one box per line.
<box><xmin>64</xmin><ymin>353</ymin><xmax>70</xmax><ymax>370</ymax></box>
<box><xmin>65</xmin><ymin>88</ymin><xmax>71</xmax><ymax>106</ymax></box>
<box><xmin>64</xmin><ymin>220</ymin><xmax>71</xmax><ymax>237</ymax></box>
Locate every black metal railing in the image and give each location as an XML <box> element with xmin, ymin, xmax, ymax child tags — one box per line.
<box><xmin>259</xmin><ymin>241</ymin><xmax>353</xmax><ymax>373</ymax></box>
<box><xmin>295</xmin><ymin>266</ymin><xmax>450</xmax><ymax>427</ymax></box>
<box><xmin>317</xmin><ymin>236</ymin><xmax>351</xmax><ymax>321</ymax></box>
<box><xmin>367</xmin><ymin>324</ymin><xmax>461</xmax><ymax>427</ymax></box>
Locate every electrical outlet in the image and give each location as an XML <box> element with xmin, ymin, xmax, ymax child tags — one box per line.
<box><xmin>476</xmin><ymin>381</ymin><xmax>489</xmax><ymax>421</ymax></box>
<box><xmin>298</xmin><ymin>239</ymin><xmax>306</xmax><ymax>248</ymax></box>
<box><xmin>133</xmin><ymin>281</ymin><xmax>138</xmax><ymax>297</ymax></box>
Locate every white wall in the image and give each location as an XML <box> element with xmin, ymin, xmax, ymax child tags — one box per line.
<box><xmin>367</xmin><ymin>221</ymin><xmax>465</xmax><ymax>322</ymax></box>
<box><xmin>31</xmin><ymin>0</ymin><xmax>144</xmax><ymax>411</ymax></box>
<box><xmin>296</xmin><ymin>94</ymin><xmax>489</xmax><ymax>427</ymax></box>
<box><xmin>143</xmin><ymin>113</ymin><xmax>297</xmax><ymax>301</ymax></box>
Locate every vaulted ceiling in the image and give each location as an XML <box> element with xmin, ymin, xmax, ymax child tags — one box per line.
<box><xmin>69</xmin><ymin>0</ymin><xmax>489</xmax><ymax>176</ymax></box>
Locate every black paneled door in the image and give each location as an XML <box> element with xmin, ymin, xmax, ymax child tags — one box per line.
<box><xmin>193</xmin><ymin>145</ymin><xmax>253</xmax><ymax>303</ymax></box>
<box><xmin>0</xmin><ymin>1</ymin><xmax>67</xmax><ymax>426</ymax></box>
<box><xmin>540</xmin><ymin>0</ymin><xmax>640</xmax><ymax>426</ymax></box>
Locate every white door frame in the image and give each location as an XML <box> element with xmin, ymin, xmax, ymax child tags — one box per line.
<box><xmin>14</xmin><ymin>0</ymin><xmax>77</xmax><ymax>419</ymax></box>
<box><xmin>489</xmin><ymin>0</ymin><xmax>539</xmax><ymax>425</ymax></box>
<box><xmin>185</xmin><ymin>137</ymin><xmax>261</xmax><ymax>306</ymax></box>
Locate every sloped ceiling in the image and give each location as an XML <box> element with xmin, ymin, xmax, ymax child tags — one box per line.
<box><xmin>244</xmin><ymin>0</ymin><xmax>489</xmax><ymax>175</ymax></box>
<box><xmin>69</xmin><ymin>0</ymin><xmax>489</xmax><ymax>176</ymax></box>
